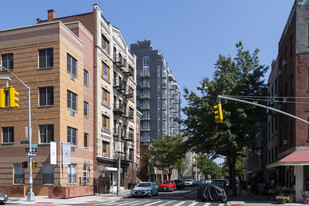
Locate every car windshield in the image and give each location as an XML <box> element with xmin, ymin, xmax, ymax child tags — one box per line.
<box><xmin>163</xmin><ymin>181</ymin><xmax>173</xmax><ymax>184</ymax></box>
<box><xmin>174</xmin><ymin>180</ymin><xmax>181</xmax><ymax>183</ymax></box>
<box><xmin>186</xmin><ymin>179</ymin><xmax>193</xmax><ymax>182</ymax></box>
<box><xmin>136</xmin><ymin>183</ymin><xmax>152</xmax><ymax>187</ymax></box>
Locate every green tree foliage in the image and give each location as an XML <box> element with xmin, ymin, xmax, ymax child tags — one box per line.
<box><xmin>144</xmin><ymin>135</ymin><xmax>187</xmax><ymax>180</ymax></box>
<box><xmin>196</xmin><ymin>154</ymin><xmax>222</xmax><ymax>179</ymax></box>
<box><xmin>182</xmin><ymin>41</ymin><xmax>267</xmax><ymax>195</ymax></box>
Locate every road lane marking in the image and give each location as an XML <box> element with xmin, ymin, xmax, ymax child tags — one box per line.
<box><xmin>188</xmin><ymin>201</ymin><xmax>198</xmax><ymax>206</ymax></box>
<box><xmin>144</xmin><ymin>200</ymin><xmax>163</xmax><ymax>206</ymax></box>
<box><xmin>117</xmin><ymin>200</ymin><xmax>148</xmax><ymax>205</ymax></box>
<box><xmin>173</xmin><ymin>201</ymin><xmax>186</xmax><ymax>206</ymax></box>
<box><xmin>157</xmin><ymin>200</ymin><xmax>175</xmax><ymax>206</ymax></box>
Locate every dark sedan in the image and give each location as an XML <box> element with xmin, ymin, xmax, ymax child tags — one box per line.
<box><xmin>0</xmin><ymin>192</ymin><xmax>8</xmax><ymax>204</ymax></box>
<box><xmin>174</xmin><ymin>179</ymin><xmax>185</xmax><ymax>190</ymax></box>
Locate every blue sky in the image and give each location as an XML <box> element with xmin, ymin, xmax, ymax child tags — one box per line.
<box><xmin>0</xmin><ymin>1</ymin><xmax>295</xmax><ymax>163</ymax></box>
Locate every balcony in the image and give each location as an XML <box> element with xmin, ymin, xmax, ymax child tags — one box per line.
<box><xmin>125</xmin><ymin>112</ymin><xmax>134</xmax><ymax>120</ymax></box>
<box><xmin>140</xmin><ymin>81</ymin><xmax>150</xmax><ymax>89</ymax></box>
<box><xmin>140</xmin><ymin>104</ymin><xmax>150</xmax><ymax>110</ymax></box>
<box><xmin>140</xmin><ymin>70</ymin><xmax>150</xmax><ymax>78</ymax></box>
<box><xmin>162</xmin><ymin>70</ymin><xmax>167</xmax><ymax>78</ymax></box>
<box><xmin>162</xmin><ymin>83</ymin><xmax>167</xmax><ymax>88</ymax></box>
<box><xmin>140</xmin><ymin>126</ymin><xmax>150</xmax><ymax>132</ymax></box>
<box><xmin>168</xmin><ymin>72</ymin><xmax>175</xmax><ymax>81</ymax></box>
<box><xmin>113</xmin><ymin>103</ymin><xmax>124</xmax><ymax>115</ymax></box>
<box><xmin>141</xmin><ymin>136</ymin><xmax>150</xmax><ymax>143</ymax></box>
<box><xmin>141</xmin><ymin>116</ymin><xmax>150</xmax><ymax>120</ymax></box>
<box><xmin>140</xmin><ymin>93</ymin><xmax>150</xmax><ymax>100</ymax></box>
<box><xmin>124</xmin><ymin>67</ymin><xmax>134</xmax><ymax>77</ymax></box>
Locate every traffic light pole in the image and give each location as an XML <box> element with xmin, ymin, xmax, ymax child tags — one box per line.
<box><xmin>218</xmin><ymin>95</ymin><xmax>309</xmax><ymax>125</ymax></box>
<box><xmin>0</xmin><ymin>65</ymin><xmax>34</xmax><ymax>201</ymax></box>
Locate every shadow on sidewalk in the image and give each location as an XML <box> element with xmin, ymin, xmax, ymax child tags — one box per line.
<box><xmin>227</xmin><ymin>189</ymin><xmax>276</xmax><ymax>204</ymax></box>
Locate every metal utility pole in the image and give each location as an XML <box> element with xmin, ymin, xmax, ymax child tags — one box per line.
<box><xmin>218</xmin><ymin>95</ymin><xmax>309</xmax><ymax>125</ymax></box>
<box><xmin>0</xmin><ymin>65</ymin><xmax>34</xmax><ymax>201</ymax></box>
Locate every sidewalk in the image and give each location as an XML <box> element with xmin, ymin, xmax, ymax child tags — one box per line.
<box><xmin>6</xmin><ymin>190</ymin><xmax>131</xmax><ymax>205</ymax></box>
<box><xmin>227</xmin><ymin>189</ymin><xmax>304</xmax><ymax>206</ymax></box>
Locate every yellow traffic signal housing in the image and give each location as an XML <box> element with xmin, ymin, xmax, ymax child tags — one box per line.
<box><xmin>9</xmin><ymin>86</ymin><xmax>19</xmax><ymax>108</ymax></box>
<box><xmin>21</xmin><ymin>161</ymin><xmax>29</xmax><ymax>169</ymax></box>
<box><xmin>214</xmin><ymin>102</ymin><xmax>223</xmax><ymax>123</ymax></box>
<box><xmin>32</xmin><ymin>161</ymin><xmax>38</xmax><ymax>169</ymax></box>
<box><xmin>0</xmin><ymin>88</ymin><xmax>5</xmax><ymax>108</ymax></box>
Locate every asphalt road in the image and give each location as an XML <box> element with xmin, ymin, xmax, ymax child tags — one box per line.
<box><xmin>87</xmin><ymin>186</ymin><xmax>228</xmax><ymax>206</ymax></box>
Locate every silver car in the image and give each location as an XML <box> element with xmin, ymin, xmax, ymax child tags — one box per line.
<box><xmin>0</xmin><ymin>192</ymin><xmax>8</xmax><ymax>204</ymax></box>
<box><xmin>185</xmin><ymin>179</ymin><xmax>194</xmax><ymax>186</ymax></box>
<box><xmin>131</xmin><ymin>182</ymin><xmax>159</xmax><ymax>197</ymax></box>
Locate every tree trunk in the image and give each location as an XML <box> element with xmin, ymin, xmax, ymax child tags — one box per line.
<box><xmin>228</xmin><ymin>155</ymin><xmax>237</xmax><ymax>196</ymax></box>
<box><xmin>168</xmin><ymin>168</ymin><xmax>172</xmax><ymax>180</ymax></box>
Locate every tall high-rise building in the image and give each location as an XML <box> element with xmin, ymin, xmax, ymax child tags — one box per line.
<box><xmin>130</xmin><ymin>40</ymin><xmax>181</xmax><ymax>145</ymax></box>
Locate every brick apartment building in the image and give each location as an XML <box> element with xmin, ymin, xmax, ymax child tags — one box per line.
<box><xmin>0</xmin><ymin>21</ymin><xmax>94</xmax><ymax>195</ymax></box>
<box><xmin>37</xmin><ymin>5</ymin><xmax>138</xmax><ymax>191</ymax></box>
<box><xmin>266</xmin><ymin>0</ymin><xmax>309</xmax><ymax>202</ymax></box>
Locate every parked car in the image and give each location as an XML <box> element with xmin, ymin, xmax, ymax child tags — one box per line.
<box><xmin>174</xmin><ymin>179</ymin><xmax>185</xmax><ymax>190</ymax></box>
<box><xmin>0</xmin><ymin>192</ymin><xmax>8</xmax><ymax>204</ymax></box>
<box><xmin>159</xmin><ymin>180</ymin><xmax>176</xmax><ymax>192</ymax></box>
<box><xmin>184</xmin><ymin>179</ymin><xmax>194</xmax><ymax>187</ymax></box>
<box><xmin>131</xmin><ymin>182</ymin><xmax>159</xmax><ymax>197</ymax></box>
<box><xmin>211</xmin><ymin>179</ymin><xmax>228</xmax><ymax>190</ymax></box>
<box><xmin>201</xmin><ymin>183</ymin><xmax>227</xmax><ymax>203</ymax></box>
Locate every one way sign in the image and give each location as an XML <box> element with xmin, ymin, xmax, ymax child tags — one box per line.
<box><xmin>25</xmin><ymin>148</ymin><xmax>37</xmax><ymax>153</ymax></box>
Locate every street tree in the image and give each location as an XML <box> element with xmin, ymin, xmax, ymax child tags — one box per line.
<box><xmin>196</xmin><ymin>154</ymin><xmax>223</xmax><ymax>179</ymax></box>
<box><xmin>144</xmin><ymin>135</ymin><xmax>187</xmax><ymax>180</ymax></box>
<box><xmin>182</xmin><ymin>41</ymin><xmax>267</xmax><ymax>195</ymax></box>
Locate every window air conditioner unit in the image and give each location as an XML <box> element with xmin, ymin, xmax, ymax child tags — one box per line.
<box><xmin>70</xmin><ymin>110</ymin><xmax>75</xmax><ymax>117</ymax></box>
<box><xmin>282</xmin><ymin>59</ymin><xmax>287</xmax><ymax>66</ymax></box>
<box><xmin>70</xmin><ymin>73</ymin><xmax>75</xmax><ymax>81</ymax></box>
<box><xmin>103</xmin><ymin>153</ymin><xmax>108</xmax><ymax>157</ymax></box>
<box><xmin>103</xmin><ymin>127</ymin><xmax>109</xmax><ymax>133</ymax></box>
<box><xmin>284</xmin><ymin>139</ymin><xmax>287</xmax><ymax>145</ymax></box>
<box><xmin>103</xmin><ymin>101</ymin><xmax>108</xmax><ymax>106</ymax></box>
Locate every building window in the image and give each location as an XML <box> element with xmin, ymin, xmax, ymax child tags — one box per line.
<box><xmin>102</xmin><ymin>62</ymin><xmax>110</xmax><ymax>81</ymax></box>
<box><xmin>67</xmin><ymin>127</ymin><xmax>77</xmax><ymax>146</ymax></box>
<box><xmin>14</xmin><ymin>164</ymin><xmax>24</xmax><ymax>184</ymax></box>
<box><xmin>67</xmin><ymin>53</ymin><xmax>77</xmax><ymax>79</ymax></box>
<box><xmin>84</xmin><ymin>101</ymin><xmax>88</xmax><ymax>117</ymax></box>
<box><xmin>103</xmin><ymin>141</ymin><xmax>109</xmax><ymax>157</ymax></box>
<box><xmin>102</xmin><ymin>88</ymin><xmax>110</xmax><ymax>106</ymax></box>
<box><xmin>39</xmin><ymin>87</ymin><xmax>54</xmax><ymax>106</ymax></box>
<box><xmin>67</xmin><ymin>90</ymin><xmax>77</xmax><ymax>111</ymax></box>
<box><xmin>143</xmin><ymin>56</ymin><xmax>149</xmax><ymax>67</ymax></box>
<box><xmin>129</xmin><ymin>149</ymin><xmax>134</xmax><ymax>161</ymax></box>
<box><xmin>102</xmin><ymin>35</ymin><xmax>109</xmax><ymax>54</ymax></box>
<box><xmin>129</xmin><ymin>128</ymin><xmax>134</xmax><ymax>140</ymax></box>
<box><xmin>68</xmin><ymin>164</ymin><xmax>77</xmax><ymax>184</ymax></box>
<box><xmin>2</xmin><ymin>53</ymin><xmax>13</xmax><ymax>70</ymax></box>
<box><xmin>39</xmin><ymin>125</ymin><xmax>54</xmax><ymax>143</ymax></box>
<box><xmin>84</xmin><ymin>133</ymin><xmax>88</xmax><ymax>148</ymax></box>
<box><xmin>136</xmin><ymin>138</ymin><xmax>139</xmax><ymax>152</ymax></box>
<box><xmin>102</xmin><ymin>115</ymin><xmax>110</xmax><ymax>133</ymax></box>
<box><xmin>83</xmin><ymin>164</ymin><xmax>87</xmax><ymax>186</ymax></box>
<box><xmin>42</xmin><ymin>164</ymin><xmax>54</xmax><ymax>184</ymax></box>
<box><xmin>84</xmin><ymin>69</ymin><xmax>88</xmax><ymax>86</ymax></box>
<box><xmin>39</xmin><ymin>48</ymin><xmax>53</xmax><ymax>69</ymax></box>
<box><xmin>2</xmin><ymin>127</ymin><xmax>14</xmax><ymax>143</ymax></box>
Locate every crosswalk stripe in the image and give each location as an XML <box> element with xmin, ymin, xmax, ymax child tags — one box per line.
<box><xmin>144</xmin><ymin>200</ymin><xmax>163</xmax><ymax>206</ymax></box>
<box><xmin>188</xmin><ymin>201</ymin><xmax>198</xmax><ymax>206</ymax></box>
<box><xmin>117</xmin><ymin>200</ymin><xmax>147</xmax><ymax>205</ymax></box>
<box><xmin>173</xmin><ymin>201</ymin><xmax>186</xmax><ymax>206</ymax></box>
<box><xmin>218</xmin><ymin>204</ymin><xmax>225</xmax><ymax>206</ymax></box>
<box><xmin>157</xmin><ymin>200</ymin><xmax>175</xmax><ymax>206</ymax></box>
<box><xmin>203</xmin><ymin>203</ymin><xmax>210</xmax><ymax>206</ymax></box>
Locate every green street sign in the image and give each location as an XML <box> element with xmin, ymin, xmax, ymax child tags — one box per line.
<box><xmin>20</xmin><ymin>141</ymin><xmax>29</xmax><ymax>144</ymax></box>
<box><xmin>31</xmin><ymin>144</ymin><xmax>38</xmax><ymax>148</ymax></box>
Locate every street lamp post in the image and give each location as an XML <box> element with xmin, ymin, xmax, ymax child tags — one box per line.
<box><xmin>0</xmin><ymin>65</ymin><xmax>34</xmax><ymax>201</ymax></box>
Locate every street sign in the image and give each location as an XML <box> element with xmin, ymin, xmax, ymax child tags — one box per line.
<box><xmin>20</xmin><ymin>141</ymin><xmax>29</xmax><ymax>144</ymax></box>
<box><xmin>31</xmin><ymin>144</ymin><xmax>38</xmax><ymax>148</ymax></box>
<box><xmin>26</xmin><ymin>152</ymin><xmax>37</xmax><ymax>157</ymax></box>
<box><xmin>25</xmin><ymin>148</ymin><xmax>37</xmax><ymax>153</ymax></box>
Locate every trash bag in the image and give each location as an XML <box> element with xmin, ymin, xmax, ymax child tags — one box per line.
<box><xmin>202</xmin><ymin>183</ymin><xmax>227</xmax><ymax>203</ymax></box>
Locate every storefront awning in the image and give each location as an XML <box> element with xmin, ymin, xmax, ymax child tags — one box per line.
<box><xmin>267</xmin><ymin>151</ymin><xmax>309</xmax><ymax>169</ymax></box>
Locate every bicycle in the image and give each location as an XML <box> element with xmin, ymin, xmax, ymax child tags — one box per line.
<box><xmin>301</xmin><ymin>191</ymin><xmax>309</xmax><ymax>204</ymax></box>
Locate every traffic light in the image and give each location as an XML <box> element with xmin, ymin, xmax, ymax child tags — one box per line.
<box><xmin>32</xmin><ymin>161</ymin><xmax>38</xmax><ymax>169</ymax></box>
<box><xmin>0</xmin><ymin>88</ymin><xmax>5</xmax><ymax>108</ymax></box>
<box><xmin>214</xmin><ymin>102</ymin><xmax>223</xmax><ymax>123</ymax></box>
<box><xmin>8</xmin><ymin>86</ymin><xmax>19</xmax><ymax>108</ymax></box>
<box><xmin>21</xmin><ymin>161</ymin><xmax>29</xmax><ymax>169</ymax></box>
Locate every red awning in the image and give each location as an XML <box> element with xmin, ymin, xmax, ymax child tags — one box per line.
<box><xmin>266</xmin><ymin>151</ymin><xmax>309</xmax><ymax>168</ymax></box>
